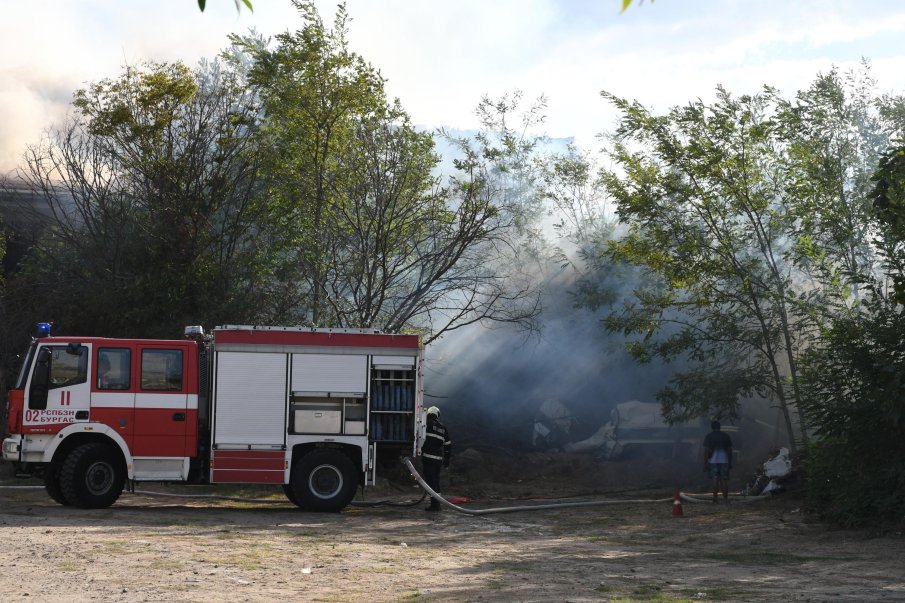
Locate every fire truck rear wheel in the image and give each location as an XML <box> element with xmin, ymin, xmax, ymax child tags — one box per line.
<box><xmin>282</xmin><ymin>483</ymin><xmax>305</xmax><ymax>508</ymax></box>
<box><xmin>59</xmin><ymin>442</ymin><xmax>126</xmax><ymax>509</ymax></box>
<box><xmin>290</xmin><ymin>449</ymin><xmax>358</xmax><ymax>512</ymax></box>
<box><xmin>43</xmin><ymin>462</ymin><xmax>71</xmax><ymax>506</ymax></box>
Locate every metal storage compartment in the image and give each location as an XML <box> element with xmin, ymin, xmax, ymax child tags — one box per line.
<box><xmin>294</xmin><ymin>409</ymin><xmax>342</xmax><ymax>433</ymax></box>
<box><xmin>214</xmin><ymin>351</ymin><xmax>287</xmax><ymax>447</ymax></box>
<box><xmin>291</xmin><ymin>353</ymin><xmax>367</xmax><ymax>395</ymax></box>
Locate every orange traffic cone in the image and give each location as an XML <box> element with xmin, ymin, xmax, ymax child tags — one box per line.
<box><xmin>672</xmin><ymin>488</ymin><xmax>684</xmax><ymax>517</ymax></box>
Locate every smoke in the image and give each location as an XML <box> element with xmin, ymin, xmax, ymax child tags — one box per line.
<box><xmin>422</xmin><ymin>181</ymin><xmax>787</xmax><ymax>464</ymax></box>
<box><xmin>425</xmin><ymin>287</ymin><xmax>786</xmax><ymax>467</ymax></box>
<box><xmin>424</xmin><ymin>252</ymin><xmax>679</xmax><ymax>450</ymax></box>
<box><xmin>0</xmin><ymin>72</ymin><xmax>74</xmax><ymax>175</ymax></box>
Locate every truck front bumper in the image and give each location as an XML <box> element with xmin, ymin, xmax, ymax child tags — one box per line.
<box><xmin>2</xmin><ymin>435</ymin><xmax>22</xmax><ymax>462</ymax></box>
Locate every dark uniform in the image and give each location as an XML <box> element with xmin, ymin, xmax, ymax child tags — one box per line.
<box><xmin>421</xmin><ymin>412</ymin><xmax>451</xmax><ymax>511</ymax></box>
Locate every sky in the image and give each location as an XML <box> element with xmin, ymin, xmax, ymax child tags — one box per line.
<box><xmin>2</xmin><ymin>0</ymin><xmax>905</xmax><ymax>176</ymax></box>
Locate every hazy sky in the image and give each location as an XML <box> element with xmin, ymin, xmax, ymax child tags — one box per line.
<box><xmin>2</xmin><ymin>0</ymin><xmax>905</xmax><ymax>174</ymax></box>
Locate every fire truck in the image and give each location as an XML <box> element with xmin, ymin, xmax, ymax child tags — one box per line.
<box><xmin>2</xmin><ymin>324</ymin><xmax>424</xmax><ymax>511</ymax></box>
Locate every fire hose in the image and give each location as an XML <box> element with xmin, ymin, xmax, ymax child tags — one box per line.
<box><xmin>679</xmin><ymin>492</ymin><xmax>771</xmax><ymax>504</ymax></box>
<box><xmin>402</xmin><ymin>457</ymin><xmax>675</xmax><ymax>515</ymax></box>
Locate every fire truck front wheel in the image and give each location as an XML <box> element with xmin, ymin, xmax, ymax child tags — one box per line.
<box><xmin>289</xmin><ymin>449</ymin><xmax>358</xmax><ymax>512</ymax></box>
<box><xmin>59</xmin><ymin>442</ymin><xmax>126</xmax><ymax>509</ymax></box>
<box><xmin>43</xmin><ymin>462</ymin><xmax>71</xmax><ymax>506</ymax></box>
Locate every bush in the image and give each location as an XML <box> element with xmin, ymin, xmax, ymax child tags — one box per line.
<box><xmin>799</xmin><ymin>294</ymin><xmax>905</xmax><ymax>527</ymax></box>
<box><xmin>804</xmin><ymin>437</ymin><xmax>905</xmax><ymax>527</ymax></box>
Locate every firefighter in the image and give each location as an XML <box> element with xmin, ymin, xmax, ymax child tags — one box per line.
<box><xmin>421</xmin><ymin>406</ymin><xmax>451</xmax><ymax>511</ymax></box>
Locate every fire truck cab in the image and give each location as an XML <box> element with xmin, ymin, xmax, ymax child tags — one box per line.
<box><xmin>3</xmin><ymin>324</ymin><xmax>424</xmax><ymax>511</ymax></box>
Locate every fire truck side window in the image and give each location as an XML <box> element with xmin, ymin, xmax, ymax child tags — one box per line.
<box><xmin>98</xmin><ymin>348</ymin><xmax>131</xmax><ymax>390</ymax></box>
<box><xmin>46</xmin><ymin>346</ymin><xmax>88</xmax><ymax>390</ymax></box>
<box><xmin>141</xmin><ymin>349</ymin><xmax>184</xmax><ymax>391</ymax></box>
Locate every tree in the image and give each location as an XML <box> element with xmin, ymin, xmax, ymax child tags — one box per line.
<box><xmin>620</xmin><ymin>0</ymin><xmax>654</xmax><ymax>12</ymax></box>
<box><xmin>233</xmin><ymin>1</ymin><xmax>390</xmax><ymax>326</ymax></box>
<box><xmin>11</xmin><ymin>59</ymin><xmax>266</xmax><ymax>338</ymax></box>
<box><xmin>872</xmin><ymin>145</ymin><xmax>905</xmax><ymax>302</ymax></box>
<box><xmin>234</xmin><ymin>1</ymin><xmax>540</xmax><ymax>341</ymax></box>
<box><xmin>600</xmin><ymin>87</ymin><xmax>810</xmax><ymax>453</ymax></box>
<box><xmin>773</xmin><ymin>66</ymin><xmax>887</xmax><ymax>310</ymax></box>
<box><xmin>798</xmin><ymin>288</ymin><xmax>905</xmax><ymax>526</ymax></box>
<box><xmin>197</xmin><ymin>0</ymin><xmax>252</xmax><ymax>12</ymax></box>
<box><xmin>793</xmin><ymin>136</ymin><xmax>905</xmax><ymax>526</ymax></box>
<box><xmin>596</xmin><ymin>68</ymin><xmax>903</xmax><ymax>461</ymax></box>
<box><xmin>794</xmin><ymin>143</ymin><xmax>905</xmax><ymax>524</ymax></box>
<box><xmin>536</xmin><ymin>144</ymin><xmax>627</xmax><ymax>312</ymax></box>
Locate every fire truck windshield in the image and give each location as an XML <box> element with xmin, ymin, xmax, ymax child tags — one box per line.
<box><xmin>14</xmin><ymin>341</ymin><xmax>37</xmax><ymax>389</ymax></box>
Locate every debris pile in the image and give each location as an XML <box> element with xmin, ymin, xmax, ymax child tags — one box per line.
<box><xmin>743</xmin><ymin>447</ymin><xmax>794</xmax><ymax>496</ymax></box>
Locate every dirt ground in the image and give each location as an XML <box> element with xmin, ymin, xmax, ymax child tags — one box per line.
<box><xmin>1</xmin><ymin>451</ymin><xmax>903</xmax><ymax>603</ymax></box>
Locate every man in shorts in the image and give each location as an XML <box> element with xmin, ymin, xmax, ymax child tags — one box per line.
<box><xmin>703</xmin><ymin>420</ymin><xmax>733</xmax><ymax>503</ymax></box>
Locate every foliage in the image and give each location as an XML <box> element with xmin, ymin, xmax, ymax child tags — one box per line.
<box><xmin>872</xmin><ymin>144</ymin><xmax>905</xmax><ymax>303</ymax></box>
<box><xmin>540</xmin><ymin>144</ymin><xmax>612</xmax><ymax>263</ymax></box>
<box><xmin>620</xmin><ymin>0</ymin><xmax>654</xmax><ymax>12</ymax></box>
<box><xmin>467</xmin><ymin>90</ymin><xmax>549</xmax><ymax>237</ymax></box>
<box><xmin>799</xmin><ymin>291</ymin><xmax>905</xmax><ymax>526</ymax></box>
<box><xmin>592</xmin><ymin>67</ymin><xmax>898</xmax><ymax>459</ymax></box>
<box><xmin>197</xmin><ymin>0</ymin><xmax>252</xmax><ymax>12</ymax></box>
<box><xmin>231</xmin><ymin>1</ymin><xmax>394</xmax><ymax>326</ymax></box>
<box><xmin>773</xmin><ymin>65</ymin><xmax>886</xmax><ymax>309</ymax></box>
<box><xmin>0</xmin><ymin>0</ymin><xmax>543</xmax><ymax>351</ymax></box>
<box><xmin>598</xmin><ymin>86</ymin><xmax>808</xmax><ymax>446</ymax></box>
<box><xmin>797</xmin><ymin>131</ymin><xmax>905</xmax><ymax>526</ymax></box>
<box><xmin>233</xmin><ymin>1</ymin><xmax>541</xmax><ymax>341</ymax></box>
<box><xmin>794</xmin><ymin>86</ymin><xmax>905</xmax><ymax>525</ymax></box>
<box><xmin>11</xmin><ymin>59</ymin><xmax>266</xmax><ymax>338</ymax></box>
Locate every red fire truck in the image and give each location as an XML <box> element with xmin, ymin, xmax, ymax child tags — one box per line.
<box><xmin>2</xmin><ymin>324</ymin><xmax>424</xmax><ymax>511</ymax></box>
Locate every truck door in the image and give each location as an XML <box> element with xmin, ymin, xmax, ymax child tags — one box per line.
<box><xmin>23</xmin><ymin>343</ymin><xmax>91</xmax><ymax>434</ymax></box>
<box><xmin>91</xmin><ymin>346</ymin><xmax>136</xmax><ymax>448</ymax></box>
<box><xmin>132</xmin><ymin>345</ymin><xmax>190</xmax><ymax>457</ymax></box>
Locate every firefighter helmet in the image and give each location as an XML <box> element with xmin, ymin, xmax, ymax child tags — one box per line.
<box><xmin>426</xmin><ymin>406</ymin><xmax>441</xmax><ymax>417</ymax></box>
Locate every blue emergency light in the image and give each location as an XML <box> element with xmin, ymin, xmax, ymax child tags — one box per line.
<box><xmin>35</xmin><ymin>322</ymin><xmax>52</xmax><ymax>337</ymax></box>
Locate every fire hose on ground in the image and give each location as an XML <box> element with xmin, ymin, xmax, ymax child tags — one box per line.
<box><xmin>403</xmin><ymin>456</ymin><xmax>680</xmax><ymax>515</ymax></box>
<box><xmin>679</xmin><ymin>492</ymin><xmax>771</xmax><ymax>504</ymax></box>
<box><xmin>402</xmin><ymin>458</ymin><xmax>771</xmax><ymax>514</ymax></box>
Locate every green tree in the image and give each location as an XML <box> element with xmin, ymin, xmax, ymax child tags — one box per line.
<box><xmin>235</xmin><ymin>1</ymin><xmax>540</xmax><ymax>341</ymax></box>
<box><xmin>596</xmin><ymin>68</ymin><xmax>902</xmax><ymax>461</ymax></box>
<box><xmin>798</xmin><ymin>289</ymin><xmax>905</xmax><ymax>526</ymax></box>
<box><xmin>773</xmin><ymin>66</ymin><xmax>887</xmax><ymax>310</ymax></box>
<box><xmin>234</xmin><ymin>1</ymin><xmax>390</xmax><ymax>326</ymax></box>
<box><xmin>197</xmin><ymin>0</ymin><xmax>252</xmax><ymax>12</ymax></box>
<box><xmin>600</xmin><ymin>87</ymin><xmax>810</xmax><ymax>452</ymax></box>
<box><xmin>794</xmin><ymin>136</ymin><xmax>905</xmax><ymax>526</ymax></box>
<box><xmin>12</xmin><ymin>59</ymin><xmax>266</xmax><ymax>337</ymax></box>
<box><xmin>872</xmin><ymin>144</ymin><xmax>905</xmax><ymax>301</ymax></box>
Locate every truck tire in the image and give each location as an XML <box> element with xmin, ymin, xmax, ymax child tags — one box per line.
<box><xmin>282</xmin><ymin>483</ymin><xmax>305</xmax><ymax>509</ymax></box>
<box><xmin>59</xmin><ymin>442</ymin><xmax>125</xmax><ymax>509</ymax></box>
<box><xmin>43</xmin><ymin>462</ymin><xmax>71</xmax><ymax>506</ymax></box>
<box><xmin>289</xmin><ymin>449</ymin><xmax>358</xmax><ymax>512</ymax></box>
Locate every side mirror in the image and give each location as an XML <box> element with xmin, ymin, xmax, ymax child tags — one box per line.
<box><xmin>29</xmin><ymin>347</ymin><xmax>51</xmax><ymax>410</ymax></box>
